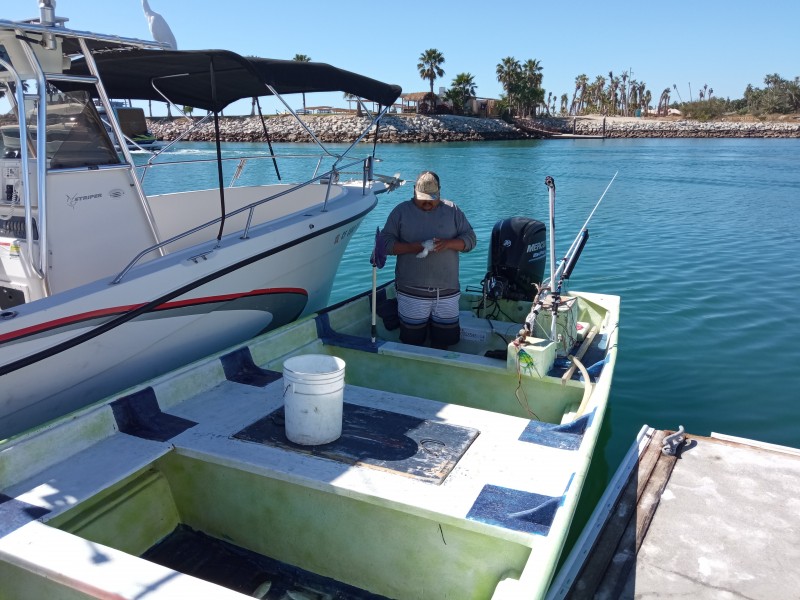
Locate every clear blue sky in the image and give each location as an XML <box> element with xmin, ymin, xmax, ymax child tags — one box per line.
<box><xmin>4</xmin><ymin>0</ymin><xmax>799</xmax><ymax>115</ymax></box>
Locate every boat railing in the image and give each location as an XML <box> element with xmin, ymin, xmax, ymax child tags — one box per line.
<box><xmin>144</xmin><ymin>113</ymin><xmax>214</xmax><ymax>161</ymax></box>
<box><xmin>111</xmin><ymin>155</ymin><xmax>371</xmax><ymax>285</ymax></box>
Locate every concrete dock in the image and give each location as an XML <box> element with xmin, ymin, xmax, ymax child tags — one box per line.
<box><xmin>547</xmin><ymin>426</ymin><xmax>800</xmax><ymax>599</ymax></box>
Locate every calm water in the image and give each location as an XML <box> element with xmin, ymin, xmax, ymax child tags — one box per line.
<box><xmin>140</xmin><ymin>138</ymin><xmax>800</xmax><ymax>477</ymax></box>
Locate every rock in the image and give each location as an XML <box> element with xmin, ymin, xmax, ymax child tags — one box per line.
<box><xmin>148</xmin><ymin>114</ymin><xmax>529</xmax><ymax>143</ymax></box>
<box><xmin>147</xmin><ymin>114</ymin><xmax>800</xmax><ymax>143</ymax></box>
<box><xmin>517</xmin><ymin>116</ymin><xmax>800</xmax><ymax>139</ymax></box>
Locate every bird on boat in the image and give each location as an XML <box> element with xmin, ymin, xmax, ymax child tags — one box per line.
<box><xmin>141</xmin><ymin>0</ymin><xmax>177</xmax><ymax>49</ymax></box>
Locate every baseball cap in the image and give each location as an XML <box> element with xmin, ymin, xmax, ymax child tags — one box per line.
<box><xmin>414</xmin><ymin>171</ymin><xmax>440</xmax><ymax>201</ymax></box>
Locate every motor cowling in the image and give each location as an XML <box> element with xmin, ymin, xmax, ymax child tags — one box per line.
<box><xmin>485</xmin><ymin>217</ymin><xmax>546</xmax><ymax>301</ymax></box>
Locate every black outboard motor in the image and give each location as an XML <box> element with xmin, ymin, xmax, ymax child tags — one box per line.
<box><xmin>485</xmin><ymin>217</ymin><xmax>547</xmax><ymax>301</ymax></box>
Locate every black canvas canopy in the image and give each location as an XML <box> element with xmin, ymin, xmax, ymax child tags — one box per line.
<box><xmin>64</xmin><ymin>49</ymin><xmax>402</xmax><ymax>112</ymax></box>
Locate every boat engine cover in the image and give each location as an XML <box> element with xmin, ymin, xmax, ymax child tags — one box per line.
<box><xmin>486</xmin><ymin>217</ymin><xmax>546</xmax><ymax>301</ymax></box>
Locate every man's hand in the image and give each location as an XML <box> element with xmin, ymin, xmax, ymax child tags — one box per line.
<box><xmin>416</xmin><ymin>239</ymin><xmax>435</xmax><ymax>258</ymax></box>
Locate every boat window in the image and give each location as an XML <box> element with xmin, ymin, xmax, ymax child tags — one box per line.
<box><xmin>30</xmin><ymin>91</ymin><xmax>121</xmax><ymax>169</ymax></box>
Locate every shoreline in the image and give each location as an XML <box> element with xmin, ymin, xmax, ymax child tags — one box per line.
<box><xmin>524</xmin><ymin>115</ymin><xmax>800</xmax><ymax>139</ymax></box>
<box><xmin>147</xmin><ymin>113</ymin><xmax>800</xmax><ymax>143</ymax></box>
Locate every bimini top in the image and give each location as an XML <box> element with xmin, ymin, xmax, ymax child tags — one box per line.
<box><xmin>63</xmin><ymin>49</ymin><xmax>402</xmax><ymax>112</ymax></box>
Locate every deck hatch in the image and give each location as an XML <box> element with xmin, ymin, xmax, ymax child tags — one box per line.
<box><xmin>467</xmin><ymin>484</ymin><xmax>560</xmax><ymax>536</ymax></box>
<box><xmin>519</xmin><ymin>411</ymin><xmax>594</xmax><ymax>450</ymax></box>
<box><xmin>0</xmin><ymin>494</ymin><xmax>50</xmax><ymax>536</ymax></box>
<box><xmin>233</xmin><ymin>403</ymin><xmax>479</xmax><ymax>483</ymax></box>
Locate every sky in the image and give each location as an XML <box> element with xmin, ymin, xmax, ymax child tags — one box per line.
<box><xmin>4</xmin><ymin>0</ymin><xmax>799</xmax><ymax>115</ymax></box>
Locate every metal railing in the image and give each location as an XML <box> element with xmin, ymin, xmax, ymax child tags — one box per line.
<box><xmin>111</xmin><ymin>155</ymin><xmax>371</xmax><ymax>284</ymax></box>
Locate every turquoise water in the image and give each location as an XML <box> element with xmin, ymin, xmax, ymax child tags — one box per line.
<box><xmin>139</xmin><ymin>138</ymin><xmax>800</xmax><ymax>475</ymax></box>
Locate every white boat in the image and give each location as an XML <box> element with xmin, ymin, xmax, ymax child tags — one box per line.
<box><xmin>0</xmin><ymin>4</ymin><xmax>402</xmax><ymax>439</ymax></box>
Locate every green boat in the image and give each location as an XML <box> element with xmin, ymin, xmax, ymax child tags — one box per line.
<box><xmin>0</xmin><ymin>266</ymin><xmax>619</xmax><ymax>600</ymax></box>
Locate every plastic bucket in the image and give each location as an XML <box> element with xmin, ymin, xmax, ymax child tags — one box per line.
<box><xmin>282</xmin><ymin>354</ymin><xmax>345</xmax><ymax>445</ymax></box>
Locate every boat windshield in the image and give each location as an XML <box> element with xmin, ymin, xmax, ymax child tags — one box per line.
<box><xmin>21</xmin><ymin>91</ymin><xmax>121</xmax><ymax>168</ymax></box>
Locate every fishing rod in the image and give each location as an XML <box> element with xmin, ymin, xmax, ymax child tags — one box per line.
<box><xmin>520</xmin><ymin>171</ymin><xmax>618</xmax><ymax>344</ymax></box>
<box><xmin>551</xmin><ymin>170</ymin><xmax>618</xmax><ymax>289</ymax></box>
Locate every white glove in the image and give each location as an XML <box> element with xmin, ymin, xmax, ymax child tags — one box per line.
<box><xmin>416</xmin><ymin>239</ymin><xmax>435</xmax><ymax>258</ymax></box>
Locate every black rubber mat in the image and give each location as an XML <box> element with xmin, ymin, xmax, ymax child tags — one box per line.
<box><xmin>234</xmin><ymin>403</ymin><xmax>479</xmax><ymax>484</ymax></box>
<box><xmin>142</xmin><ymin>524</ymin><xmax>390</xmax><ymax>599</ymax></box>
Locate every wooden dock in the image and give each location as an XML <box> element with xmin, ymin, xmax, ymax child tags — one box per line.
<box><xmin>547</xmin><ymin>426</ymin><xmax>800</xmax><ymax>599</ymax></box>
<box><xmin>513</xmin><ymin>118</ymin><xmax>605</xmax><ymax>140</ymax></box>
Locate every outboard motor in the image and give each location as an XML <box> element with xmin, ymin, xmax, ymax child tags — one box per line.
<box><xmin>485</xmin><ymin>217</ymin><xmax>547</xmax><ymax>301</ymax></box>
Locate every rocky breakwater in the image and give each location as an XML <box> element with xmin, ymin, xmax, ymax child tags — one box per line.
<box><xmin>148</xmin><ymin>114</ymin><xmax>528</xmax><ymax>143</ymax></box>
<box><xmin>525</xmin><ymin>116</ymin><xmax>800</xmax><ymax>138</ymax></box>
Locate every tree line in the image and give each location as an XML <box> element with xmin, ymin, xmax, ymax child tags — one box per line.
<box><xmin>414</xmin><ymin>48</ymin><xmax>800</xmax><ymax>120</ymax></box>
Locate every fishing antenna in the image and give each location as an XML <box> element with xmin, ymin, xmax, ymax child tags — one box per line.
<box><xmin>518</xmin><ymin>171</ymin><xmax>618</xmax><ymax>347</ymax></box>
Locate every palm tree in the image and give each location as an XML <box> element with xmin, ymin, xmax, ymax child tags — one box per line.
<box><xmin>620</xmin><ymin>71</ymin><xmax>629</xmax><ymax>116</ymax></box>
<box><xmin>523</xmin><ymin>59</ymin><xmax>543</xmax><ymax>88</ymax></box>
<box><xmin>417</xmin><ymin>49</ymin><xmax>445</xmax><ymax>112</ymax></box>
<box><xmin>627</xmin><ymin>78</ymin><xmax>639</xmax><ymax>115</ymax></box>
<box><xmin>570</xmin><ymin>74</ymin><xmax>588</xmax><ymax>115</ymax></box>
<box><xmin>293</xmin><ymin>54</ymin><xmax>312</xmax><ymax>113</ymax></box>
<box><xmin>638</xmin><ymin>81</ymin><xmax>647</xmax><ymax>113</ymax></box>
<box><xmin>672</xmin><ymin>83</ymin><xmax>683</xmax><ymax>103</ymax></box>
<box><xmin>658</xmin><ymin>88</ymin><xmax>671</xmax><ymax>115</ymax></box>
<box><xmin>591</xmin><ymin>75</ymin><xmax>606</xmax><ymax>113</ymax></box>
<box><xmin>343</xmin><ymin>93</ymin><xmax>363</xmax><ymax>117</ymax></box>
<box><xmin>522</xmin><ymin>59</ymin><xmax>544</xmax><ymax>116</ymax></box>
<box><xmin>496</xmin><ymin>57</ymin><xmax>521</xmax><ymax>115</ymax></box>
<box><xmin>448</xmin><ymin>72</ymin><xmax>476</xmax><ymax>115</ymax></box>
<box><xmin>607</xmin><ymin>71</ymin><xmax>619</xmax><ymax>115</ymax></box>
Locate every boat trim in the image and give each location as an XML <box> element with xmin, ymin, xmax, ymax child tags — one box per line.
<box><xmin>0</xmin><ymin>288</ymin><xmax>308</xmax><ymax>345</ymax></box>
<box><xmin>78</xmin><ymin>36</ymin><xmax>163</xmax><ymax>255</ymax></box>
<box><xmin>0</xmin><ymin>203</ymin><xmax>373</xmax><ymax>376</ymax></box>
<box><xmin>16</xmin><ymin>32</ymin><xmax>50</xmax><ymax>280</ymax></box>
<box><xmin>113</xmin><ymin>156</ymin><xmax>369</xmax><ymax>284</ymax></box>
<box><xmin>0</xmin><ymin>55</ymin><xmax>38</xmax><ymax>277</ymax></box>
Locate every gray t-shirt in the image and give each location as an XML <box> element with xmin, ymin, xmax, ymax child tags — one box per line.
<box><xmin>381</xmin><ymin>199</ymin><xmax>476</xmax><ymax>290</ymax></box>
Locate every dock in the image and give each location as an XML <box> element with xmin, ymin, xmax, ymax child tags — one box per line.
<box><xmin>548</xmin><ymin>426</ymin><xmax>800</xmax><ymax>599</ymax></box>
<box><xmin>513</xmin><ymin>118</ymin><xmax>605</xmax><ymax>140</ymax></box>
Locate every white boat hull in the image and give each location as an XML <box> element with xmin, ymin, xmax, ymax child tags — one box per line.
<box><xmin>0</xmin><ymin>189</ymin><xmax>374</xmax><ymax>438</ymax></box>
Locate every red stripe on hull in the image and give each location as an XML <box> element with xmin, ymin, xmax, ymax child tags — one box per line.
<box><xmin>0</xmin><ymin>287</ymin><xmax>307</xmax><ymax>344</ymax></box>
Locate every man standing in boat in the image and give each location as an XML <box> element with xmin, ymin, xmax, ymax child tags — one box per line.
<box><xmin>382</xmin><ymin>171</ymin><xmax>476</xmax><ymax>349</ymax></box>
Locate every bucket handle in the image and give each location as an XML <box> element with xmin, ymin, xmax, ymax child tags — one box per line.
<box><xmin>283</xmin><ymin>383</ymin><xmax>293</xmax><ymax>398</ymax></box>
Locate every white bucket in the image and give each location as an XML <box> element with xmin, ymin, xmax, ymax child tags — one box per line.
<box><xmin>282</xmin><ymin>354</ymin><xmax>345</xmax><ymax>445</ymax></box>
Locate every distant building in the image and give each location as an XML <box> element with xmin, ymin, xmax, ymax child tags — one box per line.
<box><xmin>401</xmin><ymin>92</ymin><xmax>500</xmax><ymax>117</ymax></box>
<box><xmin>400</xmin><ymin>92</ymin><xmax>437</xmax><ymax>113</ymax></box>
<box><xmin>465</xmin><ymin>97</ymin><xmax>500</xmax><ymax>118</ymax></box>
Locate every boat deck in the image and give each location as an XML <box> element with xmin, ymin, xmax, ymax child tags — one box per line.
<box><xmin>0</xmin><ymin>341</ymin><xmax>599</xmax><ymax>598</ymax></box>
<box><xmin>548</xmin><ymin>427</ymin><xmax>800</xmax><ymax>599</ymax></box>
